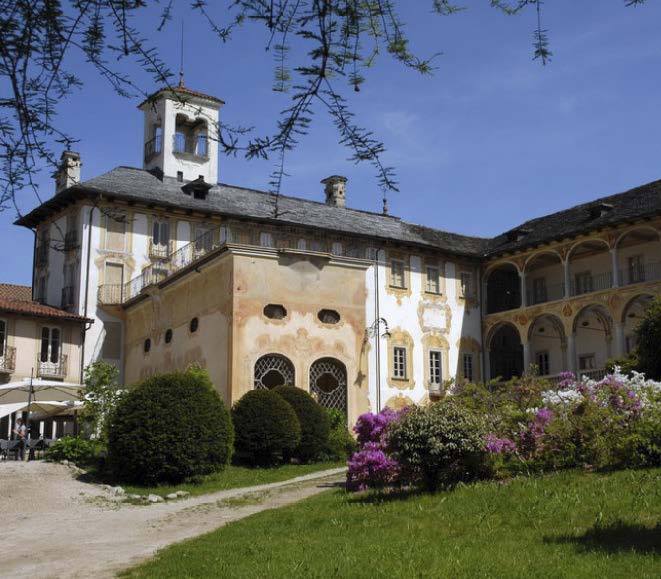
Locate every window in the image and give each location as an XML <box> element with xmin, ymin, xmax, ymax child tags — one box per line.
<box><xmin>536</xmin><ymin>351</ymin><xmax>550</xmax><ymax>376</ymax></box>
<box><xmin>264</xmin><ymin>304</ymin><xmax>287</xmax><ymax>320</ymax></box>
<box><xmin>393</xmin><ymin>346</ymin><xmax>407</xmax><ymax>379</ymax></box>
<box><xmin>197</xmin><ymin>132</ymin><xmax>208</xmax><ymax>156</ymax></box>
<box><xmin>318</xmin><ymin>309</ymin><xmax>340</xmax><ymax>324</ymax></box>
<box><xmin>429</xmin><ymin>350</ymin><xmax>442</xmax><ymax>385</ymax></box>
<box><xmin>165</xmin><ymin>329</ymin><xmax>173</xmax><ymax>344</ymax></box>
<box><xmin>254</xmin><ymin>354</ymin><xmax>295</xmax><ymax>389</ymax></box>
<box><xmin>628</xmin><ymin>255</ymin><xmax>645</xmax><ymax>284</ymax></box>
<box><xmin>390</xmin><ymin>259</ymin><xmax>406</xmax><ymax>289</ymax></box>
<box><xmin>40</xmin><ymin>327</ymin><xmax>61</xmax><ymax>363</ymax></box>
<box><xmin>579</xmin><ymin>354</ymin><xmax>596</xmax><ymax>371</ymax></box>
<box><xmin>177</xmin><ymin>171</ymin><xmax>183</xmax><ymax>183</ymax></box>
<box><xmin>331</xmin><ymin>242</ymin><xmax>343</xmax><ymax>255</ymax></box>
<box><xmin>105</xmin><ymin>213</ymin><xmax>126</xmax><ymax>251</ymax></box>
<box><xmin>259</xmin><ymin>232</ymin><xmax>275</xmax><ymax>247</ymax></box>
<box><xmin>152</xmin><ymin>220</ymin><xmax>170</xmax><ymax>251</ymax></box>
<box><xmin>297</xmin><ymin>238</ymin><xmax>307</xmax><ymax>251</ymax></box>
<box><xmin>143</xmin><ymin>338</ymin><xmax>151</xmax><ymax>354</ymax></box>
<box><xmin>532</xmin><ymin>278</ymin><xmax>547</xmax><ymax>304</ymax></box>
<box><xmin>425</xmin><ymin>266</ymin><xmax>440</xmax><ymax>294</ymax></box>
<box><xmin>174</xmin><ymin>131</ymin><xmax>186</xmax><ymax>153</ymax></box>
<box><xmin>460</xmin><ymin>272</ymin><xmax>473</xmax><ymax>298</ymax></box>
<box><xmin>463</xmin><ymin>353</ymin><xmax>474</xmax><ymax>382</ymax></box>
<box><xmin>575</xmin><ymin>271</ymin><xmax>593</xmax><ymax>295</ymax></box>
<box><xmin>190</xmin><ymin>317</ymin><xmax>199</xmax><ymax>333</ymax></box>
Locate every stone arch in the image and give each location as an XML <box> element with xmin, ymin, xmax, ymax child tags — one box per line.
<box><xmin>309</xmin><ymin>357</ymin><xmax>347</xmax><ymax>415</ymax></box>
<box><xmin>621</xmin><ymin>293</ymin><xmax>654</xmax><ymax>324</ymax></box>
<box><xmin>528</xmin><ymin>314</ymin><xmax>567</xmax><ymax>376</ymax></box>
<box><xmin>487</xmin><ymin>322</ymin><xmax>524</xmax><ymax>381</ymax></box>
<box><xmin>567</xmin><ymin>239</ymin><xmax>612</xmax><ymax>296</ymax></box>
<box><xmin>615</xmin><ymin>226</ymin><xmax>661</xmax><ymax>249</ymax></box>
<box><xmin>485</xmin><ymin>263</ymin><xmax>521</xmax><ymax>314</ymax></box>
<box><xmin>621</xmin><ymin>294</ymin><xmax>654</xmax><ymax>354</ymax></box>
<box><xmin>254</xmin><ymin>353</ymin><xmax>295</xmax><ymax>389</ymax></box>
<box><xmin>523</xmin><ymin>249</ymin><xmax>564</xmax><ymax>272</ymax></box>
<box><xmin>572</xmin><ymin>304</ymin><xmax>614</xmax><ymax>374</ymax></box>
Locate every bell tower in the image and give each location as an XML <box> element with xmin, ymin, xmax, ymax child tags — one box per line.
<box><xmin>139</xmin><ymin>82</ymin><xmax>223</xmax><ymax>183</ymax></box>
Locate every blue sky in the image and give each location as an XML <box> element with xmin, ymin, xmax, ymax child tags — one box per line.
<box><xmin>2</xmin><ymin>1</ymin><xmax>661</xmax><ymax>285</ymax></box>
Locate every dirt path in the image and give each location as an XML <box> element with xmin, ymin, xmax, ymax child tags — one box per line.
<box><xmin>1</xmin><ymin>461</ymin><xmax>345</xmax><ymax>578</ymax></box>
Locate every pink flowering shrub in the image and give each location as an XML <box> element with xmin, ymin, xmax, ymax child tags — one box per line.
<box><xmin>346</xmin><ymin>408</ymin><xmax>406</xmax><ymax>492</ymax></box>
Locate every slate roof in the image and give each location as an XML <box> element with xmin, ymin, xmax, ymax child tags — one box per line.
<box><xmin>15</xmin><ymin>167</ymin><xmax>661</xmax><ymax>260</ymax></box>
<box><xmin>0</xmin><ymin>284</ymin><xmax>91</xmax><ymax>323</ymax></box>
<box><xmin>487</xmin><ymin>179</ymin><xmax>661</xmax><ymax>256</ymax></box>
<box><xmin>16</xmin><ymin>167</ymin><xmax>489</xmax><ymax>258</ymax></box>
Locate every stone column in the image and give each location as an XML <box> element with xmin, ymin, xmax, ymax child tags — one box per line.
<box><xmin>519</xmin><ymin>271</ymin><xmax>527</xmax><ymax>308</ymax></box>
<box><xmin>610</xmin><ymin>248</ymin><xmax>620</xmax><ymax>288</ymax></box>
<box><xmin>614</xmin><ymin>322</ymin><xmax>626</xmax><ymax>358</ymax></box>
<box><xmin>566</xmin><ymin>334</ymin><xmax>577</xmax><ymax>373</ymax></box>
<box><xmin>563</xmin><ymin>259</ymin><xmax>572</xmax><ymax>298</ymax></box>
<box><xmin>523</xmin><ymin>341</ymin><xmax>531</xmax><ymax>374</ymax></box>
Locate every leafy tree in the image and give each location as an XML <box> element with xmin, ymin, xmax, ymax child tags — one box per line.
<box><xmin>635</xmin><ymin>297</ymin><xmax>661</xmax><ymax>380</ymax></box>
<box><xmin>80</xmin><ymin>361</ymin><xmax>124</xmax><ymax>442</ymax></box>
<box><xmin>0</xmin><ymin>1</ymin><xmax>650</xmax><ymax>212</ymax></box>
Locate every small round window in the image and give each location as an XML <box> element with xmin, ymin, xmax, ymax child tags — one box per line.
<box><xmin>264</xmin><ymin>304</ymin><xmax>287</xmax><ymax>320</ymax></box>
<box><xmin>143</xmin><ymin>338</ymin><xmax>151</xmax><ymax>353</ymax></box>
<box><xmin>190</xmin><ymin>317</ymin><xmax>199</xmax><ymax>333</ymax></box>
<box><xmin>318</xmin><ymin>309</ymin><xmax>340</xmax><ymax>324</ymax></box>
<box><xmin>165</xmin><ymin>329</ymin><xmax>173</xmax><ymax>344</ymax></box>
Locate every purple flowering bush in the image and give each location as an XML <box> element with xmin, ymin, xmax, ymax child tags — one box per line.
<box><xmin>346</xmin><ymin>408</ymin><xmax>405</xmax><ymax>492</ymax></box>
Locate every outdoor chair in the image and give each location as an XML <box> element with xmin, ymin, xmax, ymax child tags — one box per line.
<box><xmin>0</xmin><ymin>439</ymin><xmax>7</xmax><ymax>461</ymax></box>
<box><xmin>6</xmin><ymin>440</ymin><xmax>23</xmax><ymax>461</ymax></box>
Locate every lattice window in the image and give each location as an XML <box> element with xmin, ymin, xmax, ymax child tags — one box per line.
<box><xmin>309</xmin><ymin>358</ymin><xmax>347</xmax><ymax>414</ymax></box>
<box><xmin>254</xmin><ymin>354</ymin><xmax>295</xmax><ymax>389</ymax></box>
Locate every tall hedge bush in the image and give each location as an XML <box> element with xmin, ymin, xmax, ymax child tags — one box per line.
<box><xmin>635</xmin><ymin>298</ymin><xmax>661</xmax><ymax>380</ymax></box>
<box><xmin>274</xmin><ymin>386</ymin><xmax>330</xmax><ymax>461</ymax></box>
<box><xmin>232</xmin><ymin>389</ymin><xmax>301</xmax><ymax>466</ymax></box>
<box><xmin>107</xmin><ymin>367</ymin><xmax>233</xmax><ymax>485</ymax></box>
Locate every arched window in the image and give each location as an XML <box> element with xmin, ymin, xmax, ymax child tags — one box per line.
<box><xmin>254</xmin><ymin>354</ymin><xmax>295</xmax><ymax>389</ymax></box>
<box><xmin>309</xmin><ymin>358</ymin><xmax>347</xmax><ymax>414</ymax></box>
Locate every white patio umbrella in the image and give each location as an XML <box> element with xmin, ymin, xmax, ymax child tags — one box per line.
<box><xmin>0</xmin><ymin>378</ymin><xmax>83</xmax><ymax>405</ymax></box>
<box><xmin>0</xmin><ymin>377</ymin><xmax>83</xmax><ymax>439</ymax></box>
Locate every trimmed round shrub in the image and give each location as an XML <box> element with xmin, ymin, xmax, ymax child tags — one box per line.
<box><xmin>107</xmin><ymin>367</ymin><xmax>233</xmax><ymax>485</ymax></box>
<box><xmin>388</xmin><ymin>400</ymin><xmax>489</xmax><ymax>492</ymax></box>
<box><xmin>274</xmin><ymin>385</ymin><xmax>330</xmax><ymax>461</ymax></box>
<box><xmin>232</xmin><ymin>389</ymin><xmax>301</xmax><ymax>466</ymax></box>
<box><xmin>323</xmin><ymin>408</ymin><xmax>357</xmax><ymax>460</ymax></box>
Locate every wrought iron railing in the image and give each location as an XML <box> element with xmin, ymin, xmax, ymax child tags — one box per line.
<box><xmin>620</xmin><ymin>261</ymin><xmax>661</xmax><ymax>286</ymax></box>
<box><xmin>570</xmin><ymin>271</ymin><xmax>613</xmax><ymax>297</ymax></box>
<box><xmin>144</xmin><ymin>134</ymin><xmax>162</xmax><ymax>161</ymax></box>
<box><xmin>61</xmin><ymin>286</ymin><xmax>75</xmax><ymax>309</ymax></box>
<box><xmin>0</xmin><ymin>346</ymin><xmax>16</xmax><ymax>373</ymax></box>
<box><xmin>98</xmin><ymin>227</ymin><xmax>368</xmax><ymax>305</ymax></box>
<box><xmin>37</xmin><ymin>353</ymin><xmax>68</xmax><ymax>379</ymax></box>
<box><xmin>526</xmin><ymin>281</ymin><xmax>565</xmax><ymax>306</ymax></box>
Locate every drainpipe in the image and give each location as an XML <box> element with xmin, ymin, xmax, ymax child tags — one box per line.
<box><xmin>79</xmin><ymin>204</ymin><xmax>96</xmax><ymax>384</ymax></box>
<box><xmin>31</xmin><ymin>229</ymin><xmax>37</xmax><ymax>301</ymax></box>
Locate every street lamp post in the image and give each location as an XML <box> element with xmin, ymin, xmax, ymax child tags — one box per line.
<box><xmin>365</xmin><ymin>317</ymin><xmax>391</xmax><ymax>412</ymax></box>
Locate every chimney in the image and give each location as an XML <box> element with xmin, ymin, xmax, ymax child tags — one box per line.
<box><xmin>55</xmin><ymin>151</ymin><xmax>82</xmax><ymax>192</ymax></box>
<box><xmin>321</xmin><ymin>175</ymin><xmax>347</xmax><ymax>208</ymax></box>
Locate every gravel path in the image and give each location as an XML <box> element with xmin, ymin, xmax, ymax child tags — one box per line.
<box><xmin>0</xmin><ymin>461</ymin><xmax>345</xmax><ymax>578</ymax></box>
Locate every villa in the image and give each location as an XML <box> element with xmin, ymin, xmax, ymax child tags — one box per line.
<box><xmin>3</xmin><ymin>82</ymin><xmax>660</xmax><ymax>426</ymax></box>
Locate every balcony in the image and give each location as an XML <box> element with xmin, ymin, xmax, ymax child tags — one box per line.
<box><xmin>570</xmin><ymin>271</ymin><xmax>613</xmax><ymax>297</ymax></box>
<box><xmin>620</xmin><ymin>261</ymin><xmax>661</xmax><ymax>286</ymax></box>
<box><xmin>37</xmin><ymin>354</ymin><xmax>68</xmax><ymax>379</ymax></box>
<box><xmin>149</xmin><ymin>242</ymin><xmax>170</xmax><ymax>260</ymax></box>
<box><xmin>35</xmin><ymin>244</ymin><xmax>49</xmax><ymax>267</ymax></box>
<box><xmin>526</xmin><ymin>282</ymin><xmax>565</xmax><ymax>306</ymax></box>
<box><xmin>0</xmin><ymin>346</ymin><xmax>16</xmax><ymax>374</ymax></box>
<box><xmin>144</xmin><ymin>134</ymin><xmax>162</xmax><ymax>162</ymax></box>
<box><xmin>64</xmin><ymin>230</ymin><xmax>78</xmax><ymax>251</ymax></box>
<box><xmin>61</xmin><ymin>286</ymin><xmax>75</xmax><ymax>309</ymax></box>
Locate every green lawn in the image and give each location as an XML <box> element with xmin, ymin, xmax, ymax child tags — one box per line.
<box><xmin>118</xmin><ymin>462</ymin><xmax>344</xmax><ymax>498</ymax></box>
<box><xmin>124</xmin><ymin>468</ymin><xmax>661</xmax><ymax>578</ymax></box>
